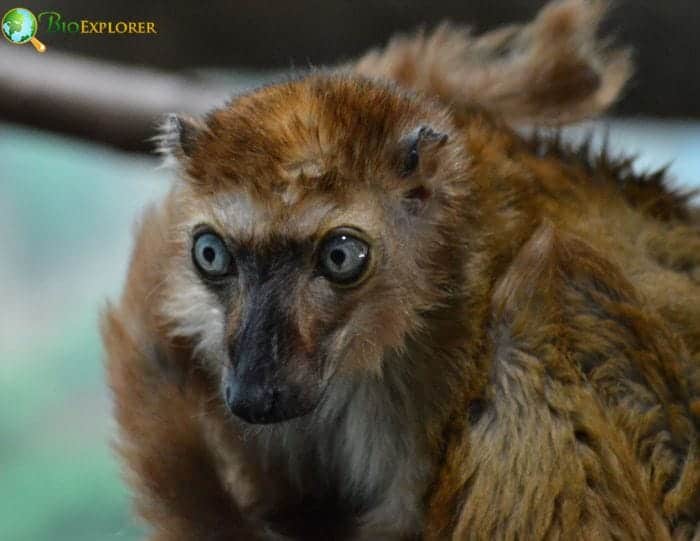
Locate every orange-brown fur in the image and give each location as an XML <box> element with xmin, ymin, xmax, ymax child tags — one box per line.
<box><xmin>103</xmin><ymin>1</ymin><xmax>700</xmax><ymax>539</ymax></box>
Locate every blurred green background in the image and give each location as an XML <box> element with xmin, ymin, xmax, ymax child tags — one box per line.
<box><xmin>0</xmin><ymin>123</ymin><xmax>167</xmax><ymax>540</ymax></box>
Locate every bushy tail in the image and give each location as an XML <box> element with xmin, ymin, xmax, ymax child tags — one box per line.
<box><xmin>351</xmin><ymin>0</ymin><xmax>631</xmax><ymax>125</ymax></box>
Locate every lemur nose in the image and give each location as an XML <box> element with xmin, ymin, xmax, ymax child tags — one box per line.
<box><xmin>224</xmin><ymin>378</ymin><xmax>281</xmax><ymax>424</ymax></box>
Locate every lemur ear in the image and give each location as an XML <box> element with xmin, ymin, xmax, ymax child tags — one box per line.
<box><xmin>396</xmin><ymin>125</ymin><xmax>449</xmax><ymax>213</ymax></box>
<box><xmin>157</xmin><ymin>114</ymin><xmax>209</xmax><ymax>161</ymax></box>
<box><xmin>398</xmin><ymin>126</ymin><xmax>449</xmax><ymax>178</ymax></box>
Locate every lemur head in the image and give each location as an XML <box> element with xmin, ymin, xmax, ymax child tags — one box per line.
<box><xmin>160</xmin><ymin>75</ymin><xmax>474</xmax><ymax>424</ymax></box>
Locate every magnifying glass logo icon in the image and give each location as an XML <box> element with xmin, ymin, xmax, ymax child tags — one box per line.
<box><xmin>2</xmin><ymin>7</ymin><xmax>47</xmax><ymax>53</ymax></box>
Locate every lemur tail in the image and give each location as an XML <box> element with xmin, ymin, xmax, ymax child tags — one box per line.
<box><xmin>351</xmin><ymin>0</ymin><xmax>631</xmax><ymax>125</ymax></box>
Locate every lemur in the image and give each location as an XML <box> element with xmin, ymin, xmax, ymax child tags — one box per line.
<box><xmin>103</xmin><ymin>1</ymin><xmax>700</xmax><ymax>539</ymax></box>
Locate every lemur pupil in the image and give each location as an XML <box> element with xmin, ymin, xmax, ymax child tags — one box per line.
<box><xmin>203</xmin><ymin>247</ymin><xmax>216</xmax><ymax>263</ymax></box>
<box><xmin>331</xmin><ymin>249</ymin><xmax>346</xmax><ymax>267</ymax></box>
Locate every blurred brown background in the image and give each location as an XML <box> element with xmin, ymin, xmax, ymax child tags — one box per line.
<box><xmin>2</xmin><ymin>0</ymin><xmax>699</xmax><ymax>152</ymax></box>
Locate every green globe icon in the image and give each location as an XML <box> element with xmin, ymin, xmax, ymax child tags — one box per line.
<box><xmin>2</xmin><ymin>7</ymin><xmax>46</xmax><ymax>52</ymax></box>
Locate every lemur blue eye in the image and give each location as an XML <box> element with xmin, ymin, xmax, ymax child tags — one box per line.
<box><xmin>318</xmin><ymin>229</ymin><xmax>371</xmax><ymax>286</ymax></box>
<box><xmin>192</xmin><ymin>232</ymin><xmax>233</xmax><ymax>278</ymax></box>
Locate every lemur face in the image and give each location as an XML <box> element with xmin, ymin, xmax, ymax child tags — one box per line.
<box><xmin>182</xmin><ymin>191</ymin><xmax>386</xmax><ymax>424</ymax></box>
<box><xmin>160</xmin><ymin>75</ymin><xmax>470</xmax><ymax>424</ymax></box>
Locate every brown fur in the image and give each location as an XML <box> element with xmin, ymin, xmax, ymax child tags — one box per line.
<box><xmin>352</xmin><ymin>0</ymin><xmax>631</xmax><ymax>125</ymax></box>
<box><xmin>103</xmin><ymin>1</ymin><xmax>700</xmax><ymax>539</ymax></box>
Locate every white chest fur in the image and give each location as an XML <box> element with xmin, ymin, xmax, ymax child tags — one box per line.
<box><xmin>249</xmin><ymin>372</ymin><xmax>432</xmax><ymax>537</ymax></box>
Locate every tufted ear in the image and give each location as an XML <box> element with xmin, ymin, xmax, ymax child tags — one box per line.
<box><xmin>398</xmin><ymin>126</ymin><xmax>449</xmax><ymax>178</ymax></box>
<box><xmin>156</xmin><ymin>113</ymin><xmax>210</xmax><ymax>161</ymax></box>
<box><xmin>394</xmin><ymin>125</ymin><xmax>450</xmax><ymax>214</ymax></box>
